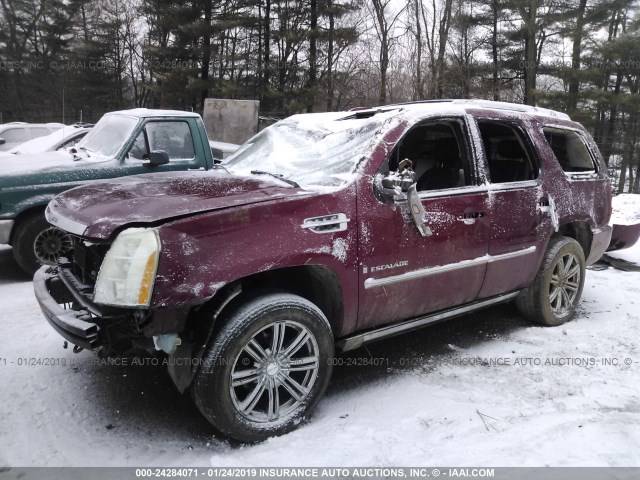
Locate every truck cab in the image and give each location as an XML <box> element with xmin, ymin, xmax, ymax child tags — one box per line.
<box><xmin>0</xmin><ymin>109</ymin><xmax>219</xmax><ymax>274</ymax></box>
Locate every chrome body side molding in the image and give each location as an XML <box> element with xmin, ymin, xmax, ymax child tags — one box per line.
<box><xmin>364</xmin><ymin>246</ymin><xmax>536</xmax><ymax>290</ymax></box>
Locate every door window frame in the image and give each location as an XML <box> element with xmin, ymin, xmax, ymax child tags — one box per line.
<box><xmin>541</xmin><ymin>123</ymin><xmax>600</xmax><ymax>180</ymax></box>
<box><xmin>377</xmin><ymin>115</ymin><xmax>486</xmax><ymax>201</ymax></box>
<box><xmin>471</xmin><ymin>117</ymin><xmax>543</xmax><ymax>192</ymax></box>
<box><xmin>122</xmin><ymin>119</ymin><xmax>199</xmax><ymax>166</ymax></box>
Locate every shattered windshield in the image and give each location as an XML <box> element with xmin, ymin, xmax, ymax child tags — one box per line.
<box><xmin>76</xmin><ymin>114</ymin><xmax>138</xmax><ymax>159</ymax></box>
<box><xmin>225</xmin><ymin>111</ymin><xmax>398</xmax><ymax>188</ymax></box>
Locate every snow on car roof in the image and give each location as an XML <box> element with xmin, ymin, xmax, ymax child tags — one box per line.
<box><xmin>282</xmin><ymin>100</ymin><xmax>571</xmax><ymax>135</ymax></box>
<box><xmin>106</xmin><ymin>108</ymin><xmax>201</xmax><ymax>118</ymax></box>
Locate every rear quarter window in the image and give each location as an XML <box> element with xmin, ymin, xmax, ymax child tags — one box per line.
<box><xmin>543</xmin><ymin>127</ymin><xmax>596</xmax><ymax>173</ymax></box>
<box><xmin>28</xmin><ymin>127</ymin><xmax>53</xmax><ymax>139</ymax></box>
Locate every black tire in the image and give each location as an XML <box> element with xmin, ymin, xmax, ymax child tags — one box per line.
<box><xmin>516</xmin><ymin>236</ymin><xmax>586</xmax><ymax>326</ymax></box>
<box><xmin>12</xmin><ymin>212</ymin><xmax>72</xmax><ymax>275</ymax></box>
<box><xmin>191</xmin><ymin>292</ymin><xmax>334</xmax><ymax>443</ymax></box>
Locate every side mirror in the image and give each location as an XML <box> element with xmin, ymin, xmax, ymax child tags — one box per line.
<box><xmin>0</xmin><ymin>138</ymin><xmax>5</xmax><ymax>145</ymax></box>
<box><xmin>144</xmin><ymin>150</ymin><xmax>170</xmax><ymax>167</ymax></box>
<box><xmin>376</xmin><ymin>159</ymin><xmax>415</xmax><ymax>201</ymax></box>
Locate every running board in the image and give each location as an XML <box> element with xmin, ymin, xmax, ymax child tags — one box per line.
<box><xmin>336</xmin><ymin>291</ymin><xmax>521</xmax><ymax>352</ymax></box>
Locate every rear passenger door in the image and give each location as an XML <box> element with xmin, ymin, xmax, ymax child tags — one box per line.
<box><xmin>473</xmin><ymin>118</ymin><xmax>549</xmax><ymax>299</ymax></box>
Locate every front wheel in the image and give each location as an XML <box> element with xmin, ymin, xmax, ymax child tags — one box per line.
<box><xmin>13</xmin><ymin>212</ymin><xmax>72</xmax><ymax>275</ymax></box>
<box><xmin>191</xmin><ymin>292</ymin><xmax>334</xmax><ymax>442</ymax></box>
<box><xmin>516</xmin><ymin>236</ymin><xmax>586</xmax><ymax>326</ymax></box>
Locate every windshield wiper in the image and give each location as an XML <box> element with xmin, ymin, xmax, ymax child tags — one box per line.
<box><xmin>213</xmin><ymin>163</ymin><xmax>231</xmax><ymax>173</ymax></box>
<box><xmin>78</xmin><ymin>146</ymin><xmax>92</xmax><ymax>158</ymax></box>
<box><xmin>251</xmin><ymin>170</ymin><xmax>300</xmax><ymax>188</ymax></box>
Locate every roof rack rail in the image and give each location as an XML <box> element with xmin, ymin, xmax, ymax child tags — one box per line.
<box><xmin>386</xmin><ymin>99</ymin><xmax>570</xmax><ymax>120</ymax></box>
<box><xmin>450</xmin><ymin>99</ymin><xmax>570</xmax><ymax>120</ymax></box>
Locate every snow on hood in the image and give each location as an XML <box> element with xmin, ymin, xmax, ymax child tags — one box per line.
<box><xmin>47</xmin><ymin>169</ymin><xmax>305</xmax><ymax>240</ymax></box>
<box><xmin>0</xmin><ymin>149</ymin><xmax>109</xmax><ymax>175</ymax></box>
<box><xmin>0</xmin><ymin>151</ymin><xmax>76</xmax><ymax>174</ymax></box>
<box><xmin>611</xmin><ymin>194</ymin><xmax>640</xmax><ymax>225</ymax></box>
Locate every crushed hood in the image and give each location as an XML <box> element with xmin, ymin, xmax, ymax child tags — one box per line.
<box><xmin>47</xmin><ymin>170</ymin><xmax>303</xmax><ymax>240</ymax></box>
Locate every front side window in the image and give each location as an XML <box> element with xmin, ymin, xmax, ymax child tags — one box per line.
<box><xmin>1</xmin><ymin>128</ymin><xmax>29</xmax><ymax>142</ymax></box>
<box><xmin>543</xmin><ymin>127</ymin><xmax>596</xmax><ymax>173</ymax></box>
<box><xmin>477</xmin><ymin>121</ymin><xmax>538</xmax><ymax>184</ymax></box>
<box><xmin>127</xmin><ymin>121</ymin><xmax>196</xmax><ymax>162</ymax></box>
<box><xmin>388</xmin><ymin>120</ymin><xmax>473</xmax><ymax>192</ymax></box>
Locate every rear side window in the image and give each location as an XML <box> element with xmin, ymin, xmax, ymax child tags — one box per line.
<box><xmin>477</xmin><ymin>121</ymin><xmax>538</xmax><ymax>183</ymax></box>
<box><xmin>543</xmin><ymin>127</ymin><xmax>596</xmax><ymax>173</ymax></box>
<box><xmin>29</xmin><ymin>127</ymin><xmax>51</xmax><ymax>138</ymax></box>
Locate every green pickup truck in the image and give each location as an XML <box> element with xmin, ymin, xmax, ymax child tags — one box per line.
<box><xmin>0</xmin><ymin>108</ymin><xmax>231</xmax><ymax>274</ymax></box>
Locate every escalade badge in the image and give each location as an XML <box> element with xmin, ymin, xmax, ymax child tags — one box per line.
<box><xmin>363</xmin><ymin>260</ymin><xmax>409</xmax><ymax>274</ymax></box>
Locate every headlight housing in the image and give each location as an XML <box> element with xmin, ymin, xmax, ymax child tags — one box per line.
<box><xmin>94</xmin><ymin>228</ymin><xmax>160</xmax><ymax>307</ymax></box>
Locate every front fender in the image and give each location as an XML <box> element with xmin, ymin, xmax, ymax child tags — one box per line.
<box><xmin>149</xmin><ymin>187</ymin><xmax>359</xmax><ymax>322</ymax></box>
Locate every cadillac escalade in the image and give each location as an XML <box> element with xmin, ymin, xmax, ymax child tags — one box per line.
<box><xmin>34</xmin><ymin>100</ymin><xmax>612</xmax><ymax>442</ymax></box>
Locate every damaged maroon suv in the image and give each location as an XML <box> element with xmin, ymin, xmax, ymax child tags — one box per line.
<box><xmin>35</xmin><ymin>100</ymin><xmax>612</xmax><ymax>442</ymax></box>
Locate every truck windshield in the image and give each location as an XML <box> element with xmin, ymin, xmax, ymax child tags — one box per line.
<box><xmin>76</xmin><ymin>115</ymin><xmax>138</xmax><ymax>159</ymax></box>
<box><xmin>225</xmin><ymin>111</ymin><xmax>398</xmax><ymax>188</ymax></box>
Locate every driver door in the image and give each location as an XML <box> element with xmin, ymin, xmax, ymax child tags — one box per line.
<box><xmin>121</xmin><ymin>120</ymin><xmax>204</xmax><ymax>174</ymax></box>
<box><xmin>356</xmin><ymin>117</ymin><xmax>490</xmax><ymax>330</ymax></box>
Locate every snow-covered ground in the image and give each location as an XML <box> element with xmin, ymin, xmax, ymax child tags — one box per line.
<box><xmin>0</xmin><ymin>238</ymin><xmax>639</xmax><ymax>467</ymax></box>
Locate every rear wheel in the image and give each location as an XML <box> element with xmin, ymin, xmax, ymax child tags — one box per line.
<box><xmin>516</xmin><ymin>236</ymin><xmax>585</xmax><ymax>326</ymax></box>
<box><xmin>191</xmin><ymin>292</ymin><xmax>334</xmax><ymax>442</ymax></box>
<box><xmin>13</xmin><ymin>212</ymin><xmax>72</xmax><ymax>275</ymax></box>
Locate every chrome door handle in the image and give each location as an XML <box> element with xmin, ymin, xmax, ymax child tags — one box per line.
<box><xmin>458</xmin><ymin>212</ymin><xmax>484</xmax><ymax>224</ymax></box>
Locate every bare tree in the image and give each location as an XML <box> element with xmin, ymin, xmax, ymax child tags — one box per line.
<box><xmin>367</xmin><ymin>0</ymin><xmax>406</xmax><ymax>104</ymax></box>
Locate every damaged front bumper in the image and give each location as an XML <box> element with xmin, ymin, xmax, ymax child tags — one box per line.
<box><xmin>34</xmin><ymin>266</ymin><xmax>191</xmax><ymax>355</ymax></box>
<box><xmin>33</xmin><ymin>266</ymin><xmax>110</xmax><ymax>350</ymax></box>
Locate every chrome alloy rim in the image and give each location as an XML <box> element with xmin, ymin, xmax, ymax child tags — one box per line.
<box><xmin>230</xmin><ymin>320</ymin><xmax>320</xmax><ymax>423</ymax></box>
<box><xmin>549</xmin><ymin>252</ymin><xmax>581</xmax><ymax>316</ymax></box>
<box><xmin>33</xmin><ymin>227</ymin><xmax>72</xmax><ymax>265</ymax></box>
